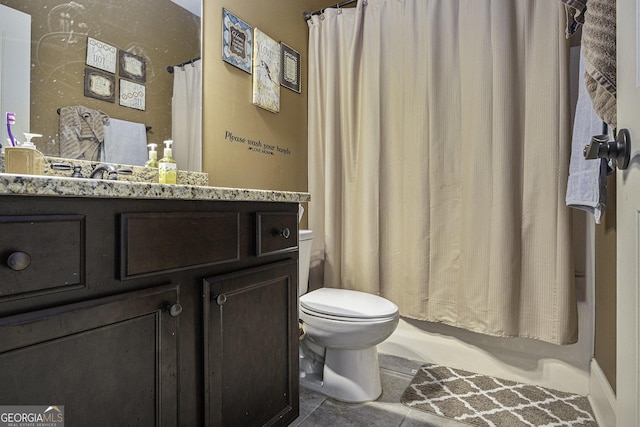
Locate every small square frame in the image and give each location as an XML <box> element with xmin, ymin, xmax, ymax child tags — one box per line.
<box><xmin>119</xmin><ymin>79</ymin><xmax>146</xmax><ymax>111</ymax></box>
<box><xmin>86</xmin><ymin>37</ymin><xmax>117</xmax><ymax>74</ymax></box>
<box><xmin>84</xmin><ymin>68</ymin><xmax>115</xmax><ymax>103</ymax></box>
<box><xmin>119</xmin><ymin>50</ymin><xmax>146</xmax><ymax>83</ymax></box>
<box><xmin>280</xmin><ymin>43</ymin><xmax>301</xmax><ymax>93</ymax></box>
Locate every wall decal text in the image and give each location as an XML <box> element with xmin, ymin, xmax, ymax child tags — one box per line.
<box><xmin>224</xmin><ymin>130</ymin><xmax>292</xmax><ymax>157</ymax></box>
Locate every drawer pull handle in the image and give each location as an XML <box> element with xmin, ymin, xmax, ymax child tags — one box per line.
<box><xmin>215</xmin><ymin>294</ymin><xmax>227</xmax><ymax>306</ymax></box>
<box><xmin>7</xmin><ymin>251</ymin><xmax>31</xmax><ymax>271</ymax></box>
<box><xmin>167</xmin><ymin>303</ymin><xmax>183</xmax><ymax>317</ymax></box>
<box><xmin>279</xmin><ymin>228</ymin><xmax>291</xmax><ymax>239</ymax></box>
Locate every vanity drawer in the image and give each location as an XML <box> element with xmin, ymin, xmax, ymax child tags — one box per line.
<box><xmin>121</xmin><ymin>212</ymin><xmax>240</xmax><ymax>279</ymax></box>
<box><xmin>256</xmin><ymin>212</ymin><xmax>298</xmax><ymax>257</ymax></box>
<box><xmin>0</xmin><ymin>215</ymin><xmax>85</xmax><ymax>300</ymax></box>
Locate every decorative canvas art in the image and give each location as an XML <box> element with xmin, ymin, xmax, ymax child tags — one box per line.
<box><xmin>252</xmin><ymin>28</ymin><xmax>281</xmax><ymax>113</ymax></box>
<box><xmin>86</xmin><ymin>37</ymin><xmax>117</xmax><ymax>73</ymax></box>
<box><xmin>222</xmin><ymin>8</ymin><xmax>252</xmax><ymax>74</ymax></box>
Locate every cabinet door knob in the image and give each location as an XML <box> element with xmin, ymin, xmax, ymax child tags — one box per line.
<box><xmin>279</xmin><ymin>228</ymin><xmax>291</xmax><ymax>239</ymax></box>
<box><xmin>215</xmin><ymin>294</ymin><xmax>227</xmax><ymax>306</ymax></box>
<box><xmin>7</xmin><ymin>251</ymin><xmax>31</xmax><ymax>271</ymax></box>
<box><xmin>167</xmin><ymin>303</ymin><xmax>183</xmax><ymax>317</ymax></box>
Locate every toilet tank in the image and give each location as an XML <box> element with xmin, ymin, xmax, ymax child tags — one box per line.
<box><xmin>298</xmin><ymin>229</ymin><xmax>314</xmax><ymax>296</ymax></box>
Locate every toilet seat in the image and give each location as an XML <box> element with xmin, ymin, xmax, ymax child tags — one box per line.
<box><xmin>300</xmin><ymin>306</ymin><xmax>397</xmax><ymax>323</ymax></box>
<box><xmin>300</xmin><ymin>288</ymin><xmax>398</xmax><ymax>321</ymax></box>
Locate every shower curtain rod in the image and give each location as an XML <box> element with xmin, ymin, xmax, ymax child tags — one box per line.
<box><xmin>167</xmin><ymin>56</ymin><xmax>201</xmax><ymax>73</ymax></box>
<box><xmin>303</xmin><ymin>0</ymin><xmax>357</xmax><ymax>21</ymax></box>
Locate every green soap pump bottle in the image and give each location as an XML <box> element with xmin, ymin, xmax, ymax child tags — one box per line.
<box><xmin>145</xmin><ymin>143</ymin><xmax>158</xmax><ymax>168</ymax></box>
<box><xmin>158</xmin><ymin>140</ymin><xmax>177</xmax><ymax>184</ymax></box>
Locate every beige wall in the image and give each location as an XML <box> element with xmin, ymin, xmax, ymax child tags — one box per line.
<box><xmin>202</xmin><ymin>0</ymin><xmax>327</xmax><ymax>192</ymax></box>
<box><xmin>595</xmin><ymin>174</ymin><xmax>617</xmax><ymax>392</ymax></box>
<box><xmin>1</xmin><ymin>0</ymin><xmax>199</xmax><ymax>156</ymax></box>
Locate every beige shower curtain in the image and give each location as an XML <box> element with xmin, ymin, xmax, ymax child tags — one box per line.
<box><xmin>307</xmin><ymin>0</ymin><xmax>577</xmax><ymax>345</ymax></box>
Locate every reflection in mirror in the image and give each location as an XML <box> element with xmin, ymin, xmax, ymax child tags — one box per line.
<box><xmin>0</xmin><ymin>0</ymin><xmax>200</xmax><ymax>168</ymax></box>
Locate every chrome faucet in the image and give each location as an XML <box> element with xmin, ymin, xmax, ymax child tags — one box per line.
<box><xmin>90</xmin><ymin>164</ymin><xmax>133</xmax><ymax>180</ymax></box>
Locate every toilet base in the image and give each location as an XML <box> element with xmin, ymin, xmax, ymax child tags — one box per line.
<box><xmin>301</xmin><ymin>346</ymin><xmax>382</xmax><ymax>403</ymax></box>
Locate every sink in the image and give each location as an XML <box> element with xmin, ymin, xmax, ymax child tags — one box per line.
<box><xmin>42</xmin><ymin>156</ymin><xmax>208</xmax><ymax>185</ymax></box>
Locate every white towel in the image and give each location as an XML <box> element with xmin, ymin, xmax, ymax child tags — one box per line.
<box><xmin>102</xmin><ymin>118</ymin><xmax>148</xmax><ymax>166</ymax></box>
<box><xmin>565</xmin><ymin>50</ymin><xmax>608</xmax><ymax>224</ymax></box>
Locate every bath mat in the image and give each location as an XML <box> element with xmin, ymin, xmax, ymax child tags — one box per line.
<box><xmin>401</xmin><ymin>364</ymin><xmax>597</xmax><ymax>426</ymax></box>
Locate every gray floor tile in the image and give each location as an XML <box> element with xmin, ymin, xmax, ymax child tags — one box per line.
<box><xmin>290</xmin><ymin>387</ymin><xmax>327</xmax><ymax>427</ymax></box>
<box><xmin>379</xmin><ymin>353</ymin><xmax>424</xmax><ymax>376</ymax></box>
<box><xmin>367</xmin><ymin>369</ymin><xmax>413</xmax><ymax>418</ymax></box>
<box><xmin>296</xmin><ymin>398</ymin><xmax>406</xmax><ymax>427</ymax></box>
<box><xmin>402</xmin><ymin>408</ymin><xmax>468</xmax><ymax>426</ymax></box>
<box><xmin>295</xmin><ymin>353</ymin><xmax>470</xmax><ymax>427</ymax></box>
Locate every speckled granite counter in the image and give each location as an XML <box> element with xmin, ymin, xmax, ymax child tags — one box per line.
<box><xmin>0</xmin><ymin>173</ymin><xmax>310</xmax><ymax>203</ymax></box>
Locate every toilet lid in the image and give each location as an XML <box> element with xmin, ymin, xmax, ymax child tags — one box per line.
<box><xmin>300</xmin><ymin>288</ymin><xmax>398</xmax><ymax>319</ymax></box>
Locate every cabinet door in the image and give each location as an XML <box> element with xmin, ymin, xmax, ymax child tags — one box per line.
<box><xmin>0</xmin><ymin>284</ymin><xmax>181</xmax><ymax>427</ymax></box>
<box><xmin>203</xmin><ymin>260</ymin><xmax>298</xmax><ymax>427</ymax></box>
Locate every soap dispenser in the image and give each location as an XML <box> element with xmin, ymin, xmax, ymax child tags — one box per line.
<box><xmin>5</xmin><ymin>132</ymin><xmax>45</xmax><ymax>175</ymax></box>
<box><xmin>22</xmin><ymin>133</ymin><xmax>43</xmax><ymax>149</ymax></box>
<box><xmin>158</xmin><ymin>140</ymin><xmax>177</xmax><ymax>184</ymax></box>
<box><xmin>145</xmin><ymin>143</ymin><xmax>158</xmax><ymax>168</ymax></box>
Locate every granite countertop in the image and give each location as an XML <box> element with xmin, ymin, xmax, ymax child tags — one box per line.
<box><xmin>0</xmin><ymin>173</ymin><xmax>311</xmax><ymax>203</ymax></box>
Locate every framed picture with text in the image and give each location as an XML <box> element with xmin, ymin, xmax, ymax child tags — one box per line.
<box><xmin>84</xmin><ymin>68</ymin><xmax>115</xmax><ymax>103</ymax></box>
<box><xmin>280</xmin><ymin>43</ymin><xmax>301</xmax><ymax>93</ymax></box>
<box><xmin>252</xmin><ymin>28</ymin><xmax>281</xmax><ymax>113</ymax></box>
<box><xmin>119</xmin><ymin>50</ymin><xmax>146</xmax><ymax>83</ymax></box>
<box><xmin>86</xmin><ymin>37</ymin><xmax>117</xmax><ymax>74</ymax></box>
<box><xmin>222</xmin><ymin>8</ymin><xmax>252</xmax><ymax>74</ymax></box>
<box><xmin>119</xmin><ymin>79</ymin><xmax>146</xmax><ymax>111</ymax></box>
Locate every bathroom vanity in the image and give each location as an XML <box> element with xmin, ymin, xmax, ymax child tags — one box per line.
<box><xmin>0</xmin><ymin>174</ymin><xmax>309</xmax><ymax>426</ymax></box>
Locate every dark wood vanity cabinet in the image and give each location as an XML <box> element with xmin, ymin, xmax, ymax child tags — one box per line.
<box><xmin>0</xmin><ymin>195</ymin><xmax>300</xmax><ymax>427</ymax></box>
<box><xmin>0</xmin><ymin>284</ymin><xmax>180</xmax><ymax>426</ymax></box>
<box><xmin>203</xmin><ymin>260</ymin><xmax>298</xmax><ymax>427</ymax></box>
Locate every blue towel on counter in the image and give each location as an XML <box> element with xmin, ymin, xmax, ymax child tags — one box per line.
<box><xmin>102</xmin><ymin>118</ymin><xmax>148</xmax><ymax>166</ymax></box>
<box><xmin>565</xmin><ymin>50</ymin><xmax>608</xmax><ymax>224</ymax></box>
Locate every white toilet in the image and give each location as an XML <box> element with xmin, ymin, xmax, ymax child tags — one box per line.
<box><xmin>298</xmin><ymin>229</ymin><xmax>399</xmax><ymax>402</ymax></box>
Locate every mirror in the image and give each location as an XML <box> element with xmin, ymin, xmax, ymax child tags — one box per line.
<box><xmin>0</xmin><ymin>0</ymin><xmax>200</xmax><ymax>166</ymax></box>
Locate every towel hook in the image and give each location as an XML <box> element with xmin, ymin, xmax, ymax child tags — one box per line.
<box><xmin>583</xmin><ymin>128</ymin><xmax>631</xmax><ymax>170</ymax></box>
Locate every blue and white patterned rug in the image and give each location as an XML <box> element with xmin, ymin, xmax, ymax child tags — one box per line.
<box><xmin>401</xmin><ymin>364</ymin><xmax>597</xmax><ymax>426</ymax></box>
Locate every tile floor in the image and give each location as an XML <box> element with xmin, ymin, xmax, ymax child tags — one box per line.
<box><xmin>291</xmin><ymin>354</ymin><xmax>469</xmax><ymax>427</ymax></box>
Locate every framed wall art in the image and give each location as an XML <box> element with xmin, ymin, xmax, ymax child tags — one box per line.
<box><xmin>252</xmin><ymin>28</ymin><xmax>281</xmax><ymax>113</ymax></box>
<box><xmin>119</xmin><ymin>79</ymin><xmax>146</xmax><ymax>111</ymax></box>
<box><xmin>280</xmin><ymin>42</ymin><xmax>301</xmax><ymax>93</ymax></box>
<box><xmin>84</xmin><ymin>68</ymin><xmax>115</xmax><ymax>103</ymax></box>
<box><xmin>119</xmin><ymin>50</ymin><xmax>146</xmax><ymax>83</ymax></box>
<box><xmin>86</xmin><ymin>37</ymin><xmax>117</xmax><ymax>74</ymax></box>
<box><xmin>222</xmin><ymin>8</ymin><xmax>252</xmax><ymax>74</ymax></box>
